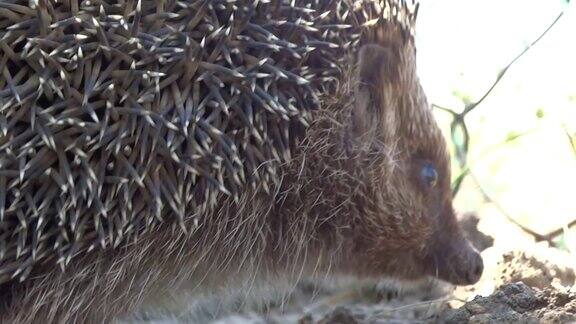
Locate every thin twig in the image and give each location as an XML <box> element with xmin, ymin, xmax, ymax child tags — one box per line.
<box><xmin>372</xmin><ymin>296</ymin><xmax>454</xmax><ymax>314</ymax></box>
<box><xmin>563</xmin><ymin>124</ymin><xmax>576</xmax><ymax>159</ymax></box>
<box><xmin>366</xmin><ymin>295</ymin><xmax>463</xmax><ymax>323</ymax></box>
<box><xmin>462</xmin><ymin>11</ymin><xmax>565</xmax><ymax>115</ymax></box>
<box><xmin>431</xmin><ymin>103</ymin><xmax>458</xmax><ymax>116</ymax></box>
<box><xmin>432</xmin><ymin>10</ymin><xmax>564</xmax><ymax>117</ymax></box>
<box><xmin>469</xmin><ymin>171</ymin><xmax>576</xmax><ymax>247</ymax></box>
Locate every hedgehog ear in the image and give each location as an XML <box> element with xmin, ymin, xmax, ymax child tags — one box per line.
<box><xmin>352</xmin><ymin>44</ymin><xmax>400</xmax><ymax>143</ymax></box>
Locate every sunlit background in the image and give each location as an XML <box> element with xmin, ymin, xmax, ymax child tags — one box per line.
<box><xmin>414</xmin><ymin>0</ymin><xmax>576</xmax><ymax>257</ymax></box>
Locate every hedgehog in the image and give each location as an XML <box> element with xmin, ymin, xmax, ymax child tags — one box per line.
<box><xmin>0</xmin><ymin>0</ymin><xmax>483</xmax><ymax>322</ymax></box>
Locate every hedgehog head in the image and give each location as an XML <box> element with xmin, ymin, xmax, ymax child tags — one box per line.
<box><xmin>348</xmin><ymin>42</ymin><xmax>483</xmax><ymax>285</ymax></box>
<box><xmin>282</xmin><ymin>15</ymin><xmax>483</xmax><ymax>286</ymax></box>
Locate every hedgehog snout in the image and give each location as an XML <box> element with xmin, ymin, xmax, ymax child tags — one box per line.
<box><xmin>464</xmin><ymin>247</ymin><xmax>484</xmax><ymax>285</ymax></box>
<box><xmin>433</xmin><ymin>241</ymin><xmax>484</xmax><ymax>286</ymax></box>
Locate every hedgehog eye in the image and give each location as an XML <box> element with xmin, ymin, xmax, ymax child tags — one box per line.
<box><xmin>420</xmin><ymin>163</ymin><xmax>438</xmax><ymax>188</ymax></box>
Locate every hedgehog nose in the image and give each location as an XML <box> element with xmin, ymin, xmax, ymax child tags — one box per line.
<box><xmin>465</xmin><ymin>250</ymin><xmax>484</xmax><ymax>284</ymax></box>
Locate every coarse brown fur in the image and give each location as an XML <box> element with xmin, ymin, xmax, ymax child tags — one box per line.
<box><xmin>0</xmin><ymin>1</ymin><xmax>483</xmax><ymax>322</ymax></box>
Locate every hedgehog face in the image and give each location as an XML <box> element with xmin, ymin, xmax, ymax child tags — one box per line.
<box><xmin>338</xmin><ymin>43</ymin><xmax>483</xmax><ymax>286</ymax></box>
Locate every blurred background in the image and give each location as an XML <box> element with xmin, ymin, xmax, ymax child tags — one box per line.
<box><xmin>414</xmin><ymin>0</ymin><xmax>576</xmax><ymax>257</ymax></box>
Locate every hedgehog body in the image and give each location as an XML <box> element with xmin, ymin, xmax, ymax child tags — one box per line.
<box><xmin>0</xmin><ymin>1</ymin><xmax>482</xmax><ymax>322</ymax></box>
<box><xmin>0</xmin><ymin>0</ymin><xmax>376</xmax><ymax>285</ymax></box>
